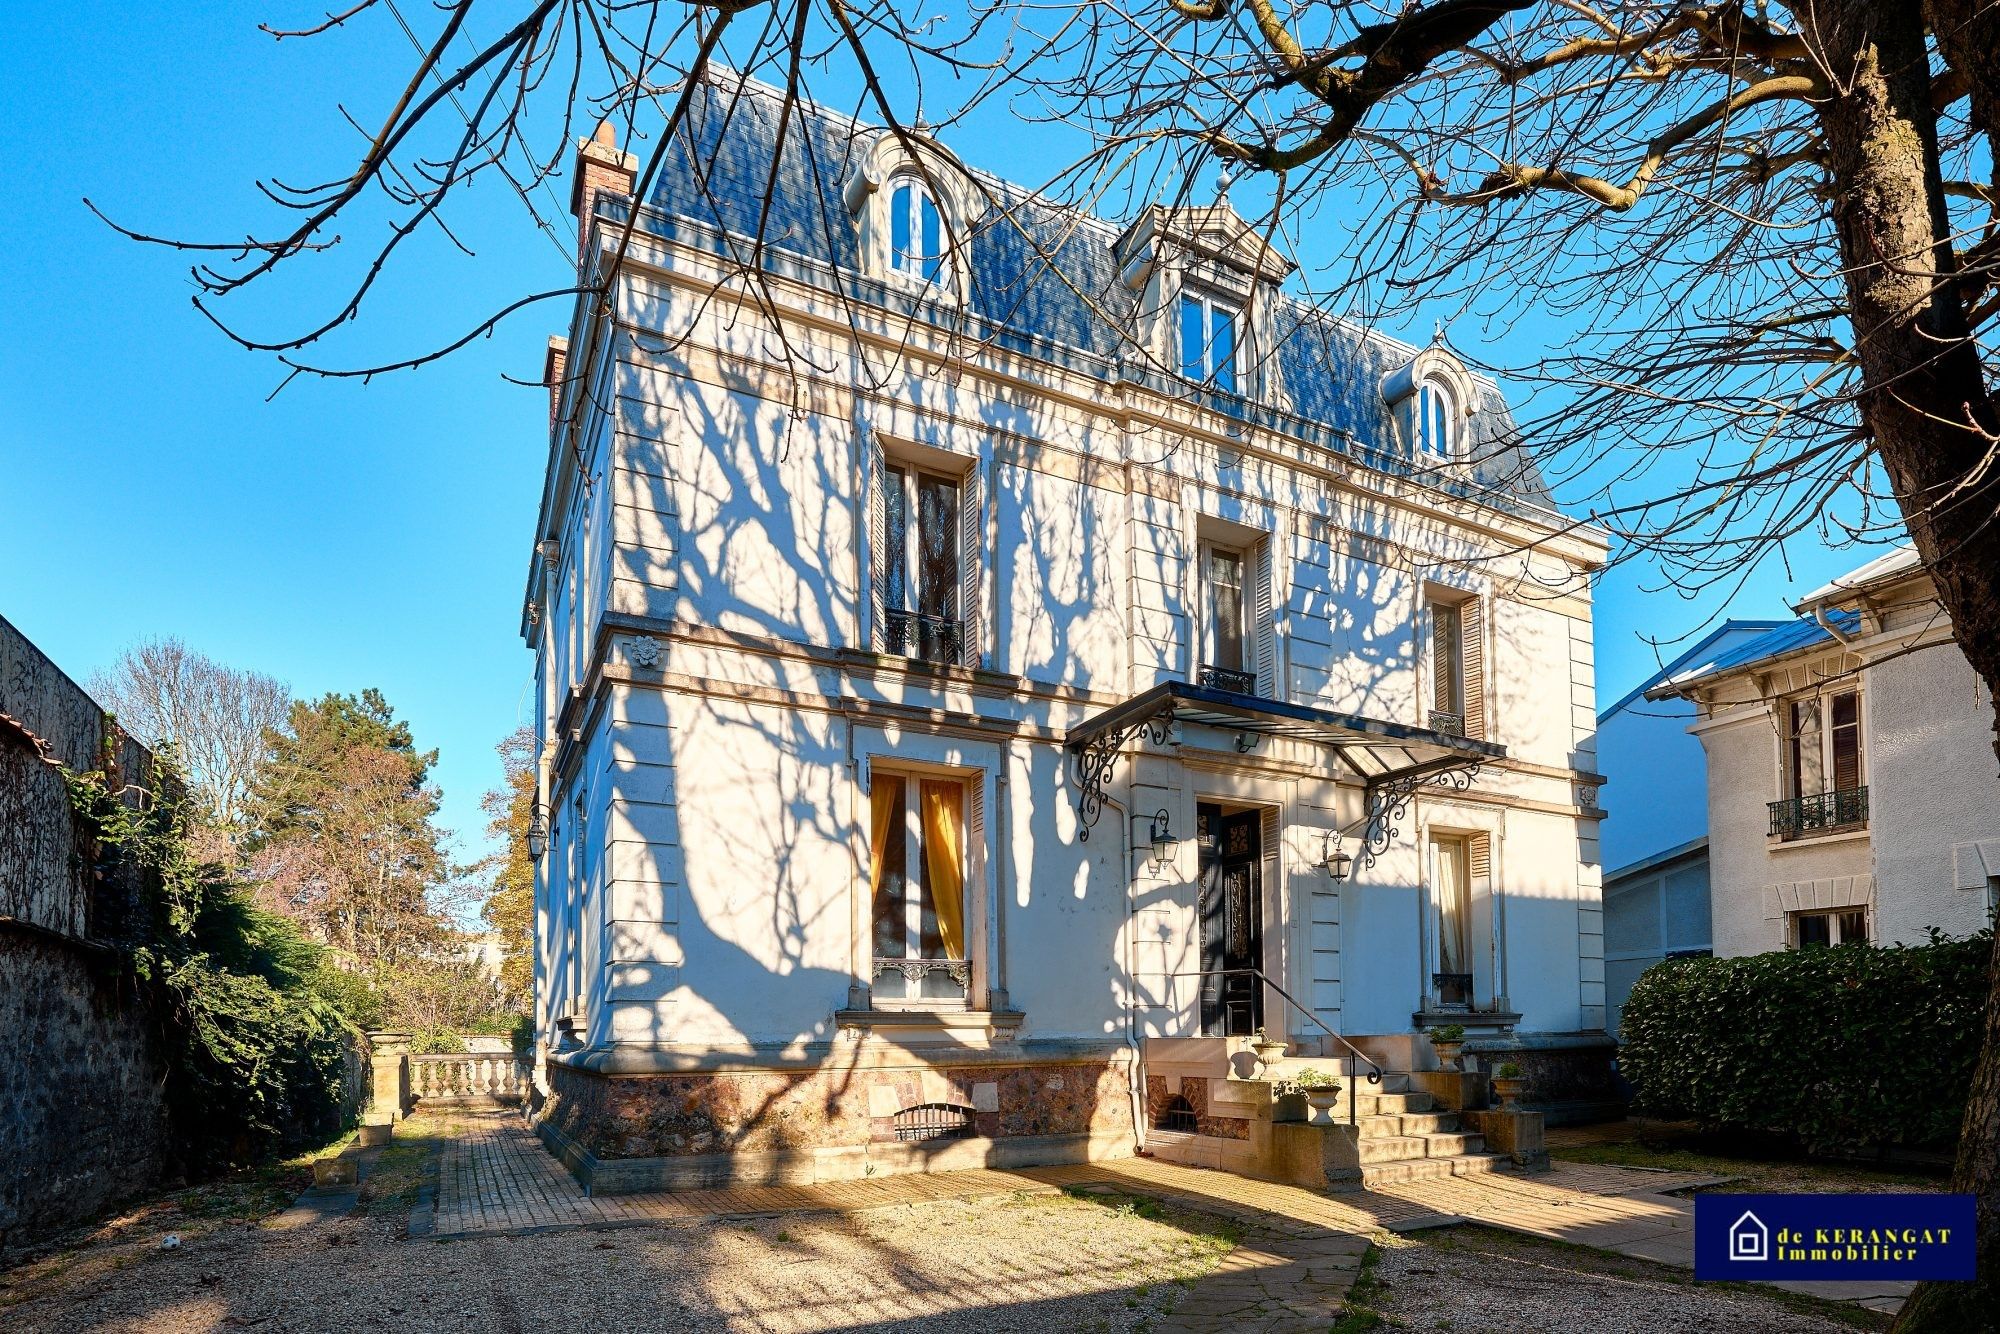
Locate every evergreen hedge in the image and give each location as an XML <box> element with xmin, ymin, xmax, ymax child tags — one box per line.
<box><xmin>1619</xmin><ymin>931</ymin><xmax>1994</xmax><ymax>1153</ymax></box>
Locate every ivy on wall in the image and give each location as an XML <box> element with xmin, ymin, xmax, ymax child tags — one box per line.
<box><xmin>66</xmin><ymin>750</ymin><xmax>360</xmax><ymax>1172</ymax></box>
<box><xmin>1620</xmin><ymin>931</ymin><xmax>1993</xmax><ymax>1153</ymax></box>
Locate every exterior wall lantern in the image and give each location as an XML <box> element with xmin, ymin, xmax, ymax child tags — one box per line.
<box><xmin>526</xmin><ymin>806</ymin><xmax>549</xmax><ymax>861</ymax></box>
<box><xmin>1322</xmin><ymin>830</ymin><xmax>1353</xmax><ymax>882</ymax></box>
<box><xmin>1149</xmin><ymin>809</ymin><xmax>1176</xmax><ymax>869</ymax></box>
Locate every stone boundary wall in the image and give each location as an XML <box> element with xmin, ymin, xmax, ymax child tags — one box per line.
<box><xmin>0</xmin><ymin>614</ymin><xmax>169</xmax><ymax>1256</ymax></box>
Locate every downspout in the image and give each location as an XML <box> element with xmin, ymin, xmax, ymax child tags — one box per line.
<box><xmin>1813</xmin><ymin>604</ymin><xmax>1856</xmax><ymax>645</ymax></box>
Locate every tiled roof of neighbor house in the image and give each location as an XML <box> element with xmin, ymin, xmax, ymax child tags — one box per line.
<box><xmin>640</xmin><ymin>72</ymin><xmax>1564</xmax><ymax>517</ymax></box>
<box><xmin>1644</xmin><ymin>609</ymin><xmax>1861</xmax><ymax>698</ymax></box>
<box><xmin>1794</xmin><ymin>544</ymin><xmax>1921</xmax><ymax>610</ymax></box>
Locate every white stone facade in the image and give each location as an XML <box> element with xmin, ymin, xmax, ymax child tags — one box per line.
<box><xmin>520</xmin><ymin>79</ymin><xmax>1612</xmax><ymax>1181</ymax></box>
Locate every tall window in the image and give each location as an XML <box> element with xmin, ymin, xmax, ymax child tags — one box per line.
<box><xmin>1786</xmin><ymin>690</ymin><xmax>1863</xmax><ymax>799</ymax></box>
<box><xmin>870</xmin><ymin>773</ymin><xmax>968</xmax><ymax>1003</ymax></box>
<box><xmin>1200</xmin><ymin>544</ymin><xmax>1252</xmax><ymax>693</ymax></box>
<box><xmin>1416</xmin><ymin>377</ymin><xmax>1458</xmax><ymax>456</ymax></box>
<box><xmin>883</xmin><ymin>464</ymin><xmax>962</xmax><ymax>664</ymax></box>
<box><xmin>1431</xmin><ymin>834</ymin><xmax>1472</xmax><ymax>1007</ymax></box>
<box><xmin>1428</xmin><ymin>600</ymin><xmax>1465</xmax><ymax>735</ymax></box>
<box><xmin>1179</xmin><ymin>291</ymin><xmax>1239</xmax><ymax>392</ymax></box>
<box><xmin>889</xmin><ymin>177</ymin><xmax>948</xmax><ymax>289</ymax></box>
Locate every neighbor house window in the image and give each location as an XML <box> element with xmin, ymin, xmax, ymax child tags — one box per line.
<box><xmin>1793</xmin><ymin>908</ymin><xmax>1868</xmax><ymax>948</ymax></box>
<box><xmin>1416</xmin><ymin>376</ymin><xmax>1459</xmax><ymax>456</ymax></box>
<box><xmin>1199</xmin><ymin>543</ymin><xmax>1253</xmax><ymax>694</ymax></box>
<box><xmin>1771</xmin><ymin>688</ymin><xmax>1866</xmax><ymax>838</ymax></box>
<box><xmin>882</xmin><ymin>463</ymin><xmax>962</xmax><ymax>664</ymax></box>
<box><xmin>1180</xmin><ymin>291</ymin><xmax>1239</xmax><ymax>392</ymax></box>
<box><xmin>888</xmin><ymin>176</ymin><xmax>949</xmax><ymax>289</ymax></box>
<box><xmin>870</xmin><ymin>772</ymin><xmax>968</xmax><ymax>1003</ymax></box>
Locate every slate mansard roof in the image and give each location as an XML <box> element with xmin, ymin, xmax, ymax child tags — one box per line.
<box><xmin>627</xmin><ymin>73</ymin><xmax>1561</xmax><ymax>517</ymax></box>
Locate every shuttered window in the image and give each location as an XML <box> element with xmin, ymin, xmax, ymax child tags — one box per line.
<box><xmin>870</xmin><ymin>451</ymin><xmax>980</xmax><ymax>668</ymax></box>
<box><xmin>1830</xmin><ymin>691</ymin><xmax>1861</xmax><ymax>793</ymax></box>
<box><xmin>1785</xmin><ymin>689</ymin><xmax>1860</xmax><ymax>798</ymax></box>
<box><xmin>1424</xmin><ymin>597</ymin><xmax>1484</xmax><ymax>739</ymax></box>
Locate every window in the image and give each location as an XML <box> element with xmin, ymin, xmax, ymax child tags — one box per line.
<box><xmin>1179</xmin><ymin>291</ymin><xmax>1239</xmax><ymax>392</ymax></box>
<box><xmin>1199</xmin><ymin>544</ymin><xmax>1253</xmax><ymax>693</ymax></box>
<box><xmin>1425</xmin><ymin>596</ymin><xmax>1487</xmax><ymax>737</ymax></box>
<box><xmin>888</xmin><ymin>177</ymin><xmax>949</xmax><ymax>289</ymax></box>
<box><xmin>882</xmin><ymin>464</ymin><xmax>963</xmax><ymax>664</ymax></box>
<box><xmin>1415</xmin><ymin>377</ymin><xmax>1459</xmax><ymax>456</ymax></box>
<box><xmin>1772</xmin><ymin>689</ymin><xmax>1865</xmax><ymax>838</ymax></box>
<box><xmin>1793</xmin><ymin>908</ymin><xmax>1868</xmax><ymax>948</ymax></box>
<box><xmin>870</xmin><ymin>773</ymin><xmax>969</xmax><ymax>1004</ymax></box>
<box><xmin>1431</xmin><ymin>834</ymin><xmax>1472</xmax><ymax>1007</ymax></box>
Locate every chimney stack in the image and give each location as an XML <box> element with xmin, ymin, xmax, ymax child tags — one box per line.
<box><xmin>570</xmin><ymin>120</ymin><xmax>640</xmax><ymax>262</ymax></box>
<box><xmin>544</xmin><ymin>335</ymin><xmax>570</xmax><ymax>440</ymax></box>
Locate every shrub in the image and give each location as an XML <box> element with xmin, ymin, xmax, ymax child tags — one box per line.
<box><xmin>1619</xmin><ymin>931</ymin><xmax>1993</xmax><ymax>1153</ymax></box>
<box><xmin>1493</xmin><ymin>1062</ymin><xmax>1523</xmax><ymax>1079</ymax></box>
<box><xmin>1428</xmin><ymin>1024</ymin><xmax>1466</xmax><ymax>1044</ymax></box>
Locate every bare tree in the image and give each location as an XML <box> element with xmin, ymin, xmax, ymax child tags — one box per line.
<box><xmin>91</xmin><ymin>637</ymin><xmax>290</xmax><ymax>839</ymax></box>
<box><xmin>106</xmin><ymin>2</ymin><xmax>2000</xmax><ymax>1322</ymax></box>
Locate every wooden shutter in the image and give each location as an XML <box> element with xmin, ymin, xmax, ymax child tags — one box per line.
<box><xmin>1428</xmin><ymin>604</ymin><xmax>1455</xmax><ymax>713</ymax></box>
<box><xmin>866</xmin><ymin>433</ymin><xmax>887</xmax><ymax>651</ymax></box>
<box><xmin>958</xmin><ymin>459</ymin><xmax>983</xmax><ymax>667</ymax></box>
<box><xmin>1461</xmin><ymin>598</ymin><xmax>1486</xmax><ymax>740</ymax></box>
<box><xmin>1253</xmin><ymin>538</ymin><xmax>1277</xmax><ymax>697</ymax></box>
<box><xmin>1831</xmin><ymin>692</ymin><xmax>1861</xmax><ymax>791</ymax></box>
<box><xmin>1469</xmin><ymin>832</ymin><xmax>1491</xmax><ymax>885</ymax></box>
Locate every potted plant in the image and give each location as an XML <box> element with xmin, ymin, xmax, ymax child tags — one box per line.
<box><xmin>1491</xmin><ymin>1061</ymin><xmax>1526</xmax><ymax>1109</ymax></box>
<box><xmin>1427</xmin><ymin>1023</ymin><xmax>1467</xmax><ymax>1072</ymax></box>
<box><xmin>1250</xmin><ymin>1027</ymin><xmax>1289</xmax><ymax>1075</ymax></box>
<box><xmin>1291</xmin><ymin>1067</ymin><xmax>1344</xmax><ymax>1125</ymax></box>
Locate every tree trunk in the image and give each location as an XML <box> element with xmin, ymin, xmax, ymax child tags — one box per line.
<box><xmin>1811</xmin><ymin>3</ymin><xmax>2000</xmax><ymax>1328</ymax></box>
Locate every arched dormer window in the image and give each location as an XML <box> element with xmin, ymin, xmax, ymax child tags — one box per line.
<box><xmin>1416</xmin><ymin>375</ymin><xmax>1459</xmax><ymax>458</ymax></box>
<box><xmin>888</xmin><ymin>175</ymin><xmax>949</xmax><ymax>289</ymax></box>
<box><xmin>1381</xmin><ymin>346</ymin><xmax>1478</xmax><ymax>462</ymax></box>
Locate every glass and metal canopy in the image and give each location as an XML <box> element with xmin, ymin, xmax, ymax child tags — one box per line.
<box><xmin>1065</xmin><ymin>679</ymin><xmax>1505</xmax><ymax>865</ymax></box>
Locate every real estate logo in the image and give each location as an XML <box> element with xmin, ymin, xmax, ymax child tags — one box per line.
<box><xmin>1696</xmin><ymin>1194</ymin><xmax>1975</xmax><ymax>1282</ymax></box>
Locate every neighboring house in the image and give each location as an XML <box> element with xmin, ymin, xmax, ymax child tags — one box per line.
<box><xmin>1594</xmin><ymin>621</ymin><xmax>1781</xmax><ymax>1031</ymax></box>
<box><xmin>522</xmin><ymin>73</ymin><xmax>1616</xmax><ymax>1192</ymax></box>
<box><xmin>1648</xmin><ymin>546</ymin><xmax>2000</xmax><ymax>958</ymax></box>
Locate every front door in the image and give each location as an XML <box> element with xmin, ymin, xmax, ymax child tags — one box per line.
<box><xmin>1198</xmin><ymin>804</ymin><xmax>1264</xmax><ymax>1035</ymax></box>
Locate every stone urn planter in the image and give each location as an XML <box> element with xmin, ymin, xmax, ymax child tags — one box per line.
<box><xmin>1251</xmin><ymin>1030</ymin><xmax>1289</xmax><ymax>1076</ymax></box>
<box><xmin>1427</xmin><ymin>1024</ymin><xmax>1467</xmax><ymax>1073</ymax></box>
<box><xmin>1294</xmin><ymin>1070</ymin><xmax>1344</xmax><ymax>1126</ymax></box>
<box><xmin>1491</xmin><ymin>1063</ymin><xmax>1526</xmax><ymax>1110</ymax></box>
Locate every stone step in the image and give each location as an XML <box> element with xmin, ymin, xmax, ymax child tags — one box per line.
<box><xmin>1357</xmin><ymin>1112</ymin><xmax>1458</xmax><ymax>1139</ymax></box>
<box><xmin>1355</xmin><ymin>1131</ymin><xmax>1485</xmax><ymax>1164</ymax></box>
<box><xmin>1355</xmin><ymin>1152</ymin><xmax>1510</xmax><ymax>1189</ymax></box>
<box><xmin>1351</xmin><ymin>1090</ymin><xmax>1434</xmax><ymax>1117</ymax></box>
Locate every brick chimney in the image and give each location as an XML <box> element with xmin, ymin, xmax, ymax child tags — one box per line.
<box><xmin>570</xmin><ymin>120</ymin><xmax>639</xmax><ymax>260</ymax></box>
<box><xmin>543</xmin><ymin>335</ymin><xmax>570</xmax><ymax>439</ymax></box>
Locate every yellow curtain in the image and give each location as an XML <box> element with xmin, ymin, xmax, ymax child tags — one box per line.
<box><xmin>869</xmin><ymin>777</ymin><xmax>901</xmax><ymax>907</ymax></box>
<box><xmin>921</xmin><ymin>779</ymin><xmax>965</xmax><ymax>960</ymax></box>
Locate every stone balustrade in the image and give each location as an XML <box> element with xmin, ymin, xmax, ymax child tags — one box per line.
<box><xmin>409</xmin><ymin>1052</ymin><xmax>530</xmax><ymax>1105</ymax></box>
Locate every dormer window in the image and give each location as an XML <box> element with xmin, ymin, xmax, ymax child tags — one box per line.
<box><xmin>1416</xmin><ymin>376</ymin><xmax>1459</xmax><ymax>457</ymax></box>
<box><xmin>889</xmin><ymin>176</ymin><xmax>949</xmax><ymax>289</ymax></box>
<box><xmin>1179</xmin><ymin>291</ymin><xmax>1239</xmax><ymax>393</ymax></box>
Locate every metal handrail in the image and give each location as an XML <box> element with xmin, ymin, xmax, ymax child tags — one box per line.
<box><xmin>1164</xmin><ymin>966</ymin><xmax>1384</xmax><ymax>1126</ymax></box>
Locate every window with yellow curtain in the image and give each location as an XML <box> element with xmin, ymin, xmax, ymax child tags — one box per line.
<box><xmin>869</xmin><ymin>772</ymin><xmax>968</xmax><ymax>1002</ymax></box>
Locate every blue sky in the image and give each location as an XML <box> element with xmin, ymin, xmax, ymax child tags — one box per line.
<box><xmin>0</xmin><ymin>7</ymin><xmax>1869</xmax><ymax>860</ymax></box>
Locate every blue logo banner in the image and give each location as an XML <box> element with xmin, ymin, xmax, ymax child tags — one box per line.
<box><xmin>1695</xmin><ymin>1194</ymin><xmax>1975</xmax><ymax>1281</ymax></box>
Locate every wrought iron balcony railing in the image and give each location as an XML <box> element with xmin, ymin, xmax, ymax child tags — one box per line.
<box><xmin>1429</xmin><ymin>710</ymin><xmax>1465</xmax><ymax>737</ymax></box>
<box><xmin>1433</xmin><ymin>972</ymin><xmax>1473</xmax><ymax>1008</ymax></box>
<box><xmin>1769</xmin><ymin>786</ymin><xmax>1869</xmax><ymax>840</ymax></box>
<box><xmin>884</xmin><ymin>608</ymin><xmax>964</xmax><ymax>666</ymax></box>
<box><xmin>872</xmin><ymin>956</ymin><xmax>970</xmax><ymax>1002</ymax></box>
<box><xmin>1198</xmin><ymin>664</ymin><xmax>1259</xmax><ymax>694</ymax></box>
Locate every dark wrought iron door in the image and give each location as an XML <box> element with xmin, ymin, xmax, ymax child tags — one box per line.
<box><xmin>1197</xmin><ymin>805</ymin><xmax>1263</xmax><ymax>1035</ymax></box>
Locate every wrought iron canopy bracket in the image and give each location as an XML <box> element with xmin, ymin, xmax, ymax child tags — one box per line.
<box><xmin>1068</xmin><ymin>703</ymin><xmax>1177</xmax><ymax>841</ymax></box>
<box><xmin>1349</xmin><ymin>755</ymin><xmax>1486</xmax><ymax>872</ymax></box>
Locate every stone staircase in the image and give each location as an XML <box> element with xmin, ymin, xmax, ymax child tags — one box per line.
<box><xmin>1270</xmin><ymin>1062</ymin><xmax>1509</xmax><ymax>1188</ymax></box>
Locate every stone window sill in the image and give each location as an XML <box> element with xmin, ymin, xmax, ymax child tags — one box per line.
<box><xmin>1767</xmin><ymin>826</ymin><xmax>1870</xmax><ymax>850</ymax></box>
<box><xmin>835</xmin><ymin>1008</ymin><xmax>1024</xmax><ymax>1034</ymax></box>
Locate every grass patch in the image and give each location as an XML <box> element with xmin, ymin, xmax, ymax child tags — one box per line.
<box><xmin>1330</xmin><ymin>1241</ymin><xmax>1388</xmax><ymax>1333</ymax></box>
<box><xmin>355</xmin><ymin>1117</ymin><xmax>448</xmax><ymax>1220</ymax></box>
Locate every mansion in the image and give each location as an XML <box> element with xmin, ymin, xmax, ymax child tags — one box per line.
<box><xmin>522</xmin><ymin>73</ymin><xmax>1616</xmax><ymax>1192</ymax></box>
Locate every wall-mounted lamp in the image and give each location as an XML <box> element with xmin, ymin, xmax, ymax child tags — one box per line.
<box><xmin>526</xmin><ymin>807</ymin><xmax>549</xmax><ymax>861</ymax></box>
<box><xmin>1323</xmin><ymin>831</ymin><xmax>1353</xmax><ymax>883</ymax></box>
<box><xmin>1149</xmin><ymin>809</ymin><xmax>1176</xmax><ymax>869</ymax></box>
